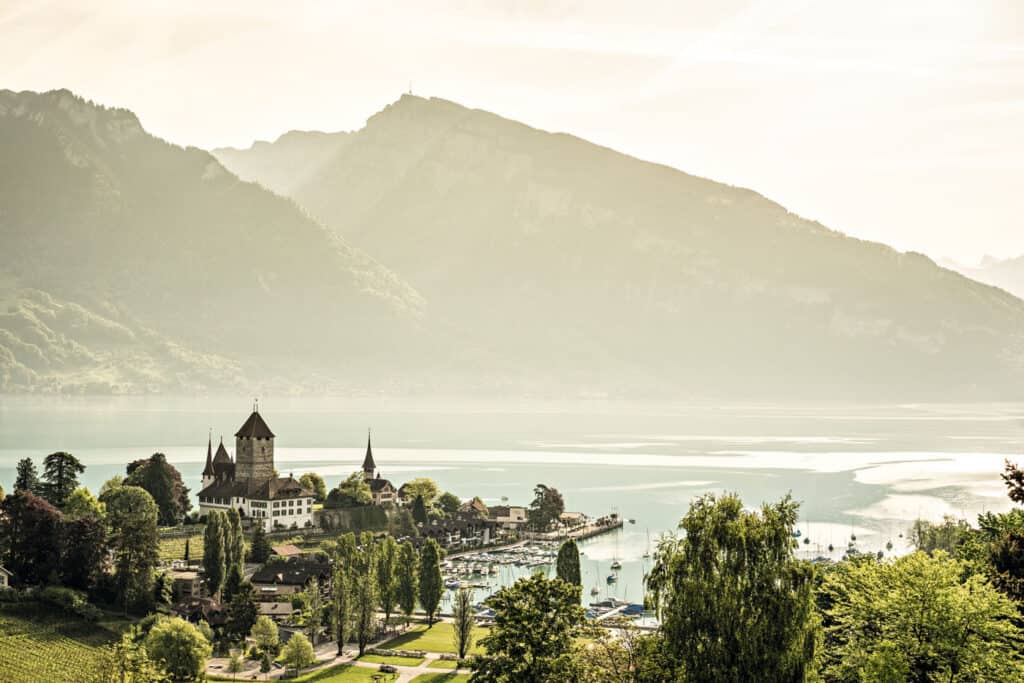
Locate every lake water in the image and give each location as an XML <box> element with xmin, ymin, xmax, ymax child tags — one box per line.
<box><xmin>2</xmin><ymin>396</ymin><xmax>1022</xmax><ymax>605</ymax></box>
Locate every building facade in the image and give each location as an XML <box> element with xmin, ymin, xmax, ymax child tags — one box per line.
<box><xmin>197</xmin><ymin>409</ymin><xmax>315</xmax><ymax>531</ymax></box>
<box><xmin>362</xmin><ymin>433</ymin><xmax>397</xmax><ymax>506</ymax></box>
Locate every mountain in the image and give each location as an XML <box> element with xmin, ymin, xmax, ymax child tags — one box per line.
<box><xmin>213</xmin><ymin>130</ymin><xmax>352</xmax><ymax>197</ymax></box>
<box><xmin>942</xmin><ymin>255</ymin><xmax>1024</xmax><ymax>300</ymax></box>
<box><xmin>0</xmin><ymin>89</ymin><xmax>425</xmax><ymax>394</ymax></box>
<box><xmin>214</xmin><ymin>94</ymin><xmax>1024</xmax><ymax>400</ymax></box>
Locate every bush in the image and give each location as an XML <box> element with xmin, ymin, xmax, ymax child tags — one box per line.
<box><xmin>38</xmin><ymin>586</ymin><xmax>101</xmax><ymax>621</ymax></box>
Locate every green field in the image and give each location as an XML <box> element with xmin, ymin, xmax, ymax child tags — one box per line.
<box><xmin>427</xmin><ymin>658</ymin><xmax>459</xmax><ymax>669</ymax></box>
<box><xmin>411</xmin><ymin>673</ymin><xmax>470</xmax><ymax>683</ymax></box>
<box><xmin>380</xmin><ymin>622</ymin><xmax>488</xmax><ymax>655</ymax></box>
<box><xmin>359</xmin><ymin>653</ymin><xmax>425</xmax><ymax>666</ymax></box>
<box><xmin>0</xmin><ymin>603</ymin><xmax>123</xmax><ymax>683</ymax></box>
<box><xmin>211</xmin><ymin>663</ymin><xmax>389</xmax><ymax>682</ymax></box>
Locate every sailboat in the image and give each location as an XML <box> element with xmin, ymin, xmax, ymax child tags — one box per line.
<box><xmin>590</xmin><ymin>586</ymin><xmax>600</xmax><ymax>596</ymax></box>
<box><xmin>642</xmin><ymin>529</ymin><xmax>651</xmax><ymax>559</ymax></box>
<box><xmin>610</xmin><ymin>527</ymin><xmax>622</xmax><ymax>569</ymax></box>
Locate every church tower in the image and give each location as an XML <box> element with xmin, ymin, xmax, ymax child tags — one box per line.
<box><xmin>235</xmin><ymin>404</ymin><xmax>275</xmax><ymax>483</ymax></box>
<box><xmin>201</xmin><ymin>434</ymin><xmax>215</xmax><ymax>489</ymax></box>
<box><xmin>362</xmin><ymin>430</ymin><xmax>376</xmax><ymax>482</ymax></box>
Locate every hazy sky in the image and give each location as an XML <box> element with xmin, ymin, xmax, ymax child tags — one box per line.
<box><xmin>3</xmin><ymin>1</ymin><xmax>1021</xmax><ymax>262</ymax></box>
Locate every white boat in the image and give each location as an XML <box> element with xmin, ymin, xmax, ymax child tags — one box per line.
<box><xmin>610</xmin><ymin>560</ymin><xmax>622</xmax><ymax>570</ymax></box>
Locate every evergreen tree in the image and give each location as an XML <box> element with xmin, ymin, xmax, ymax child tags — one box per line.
<box><xmin>396</xmin><ymin>540</ymin><xmax>419</xmax><ymax>625</ymax></box>
<box><xmin>556</xmin><ymin>539</ymin><xmax>582</xmax><ymax>588</ymax></box>
<box><xmin>14</xmin><ymin>457</ymin><xmax>39</xmax><ymax>493</ymax></box>
<box><xmin>226</xmin><ymin>583</ymin><xmax>258</xmax><ymax>642</ymax></box>
<box><xmin>153</xmin><ymin>571</ymin><xmax>174</xmax><ymax>607</ymax></box>
<box><xmin>412</xmin><ymin>494</ymin><xmax>428</xmax><ymax>525</ymax></box>
<box><xmin>41</xmin><ymin>451</ymin><xmax>85</xmax><ymax>507</ymax></box>
<box><xmin>183</xmin><ymin>538</ymin><xmax>190</xmax><ymax>563</ymax></box>
<box><xmin>331</xmin><ymin>563</ymin><xmax>350</xmax><ymax>655</ymax></box>
<box><xmin>418</xmin><ymin>538</ymin><xmax>443</xmax><ymax>626</ymax></box>
<box><xmin>203</xmin><ymin>510</ymin><xmax>226</xmax><ymax>599</ymax></box>
<box><xmin>223</xmin><ymin>562</ymin><xmax>244</xmax><ymax>603</ymax></box>
<box><xmin>249</xmin><ymin>524</ymin><xmax>272</xmax><ymax>563</ymax></box>
<box><xmin>376</xmin><ymin>535</ymin><xmax>399</xmax><ymax>625</ymax></box>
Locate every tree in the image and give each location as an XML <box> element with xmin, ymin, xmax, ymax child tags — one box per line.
<box><xmin>224</xmin><ymin>562</ymin><xmax>244</xmax><ymax>603</ymax></box>
<box><xmin>647</xmin><ymin>493</ymin><xmax>820</xmax><ymax>683</ymax></box>
<box><xmin>909</xmin><ymin>515</ymin><xmax>971</xmax><ymax>554</ymax></box>
<box><xmin>412</xmin><ymin>494</ymin><xmax>428</xmax><ymax>525</ymax></box>
<box><xmin>299</xmin><ymin>473</ymin><xmax>327</xmax><ymax>503</ymax></box>
<box><xmin>14</xmin><ymin>457</ymin><xmax>39</xmax><ymax>493</ymax></box>
<box><xmin>989</xmin><ymin>529</ymin><xmax>1024</xmax><ymax>602</ymax></box>
<box><xmin>184</xmin><ymin>538</ymin><xmax>190</xmax><ymax>563</ymax></box>
<box><xmin>250</xmin><ymin>615</ymin><xmax>280</xmax><ymax>653</ymax></box>
<box><xmin>225</xmin><ymin>507</ymin><xmax>244</xmax><ymax>571</ymax></box>
<box><xmin>99</xmin><ymin>476</ymin><xmax>124</xmax><ymax>496</ymax></box>
<box><xmin>418</xmin><ymin>538</ymin><xmax>444</xmax><ymax>626</ymax></box>
<box><xmin>437</xmin><ymin>492</ymin><xmax>461</xmax><ymax>517</ymax></box>
<box><xmin>572</xmin><ymin>627</ymin><xmax>676</xmax><ymax>683</ymax></box>
<box><xmin>324</xmin><ymin>472</ymin><xmax>372</xmax><ymax>508</ymax></box>
<box><xmin>0</xmin><ymin>491</ymin><xmax>62</xmax><ymax>585</ymax></box>
<box><xmin>822</xmin><ymin>551</ymin><xmax>1024</xmax><ymax>681</ymax></box>
<box><xmin>377</xmin><ymin>535</ymin><xmax>399</xmax><ymax>625</ymax></box>
<box><xmin>124</xmin><ymin>453</ymin><xmax>191</xmax><ymax>526</ymax></box>
<box><xmin>388</xmin><ymin>508</ymin><xmax>418</xmax><ymax>538</ymax></box>
<box><xmin>249</xmin><ymin>524</ymin><xmax>272</xmax><ymax>563</ymax></box>
<box><xmin>145</xmin><ymin>617</ymin><xmax>212</xmax><ymax>682</ymax></box>
<box><xmin>397</xmin><ymin>540</ymin><xmax>419</xmax><ymax>625</ymax></box>
<box><xmin>1003</xmin><ymin>459</ymin><xmax>1024</xmax><ymax>504</ymax></box>
<box><xmin>260</xmin><ymin>651</ymin><xmax>271</xmax><ymax>676</ymax></box>
<box><xmin>203</xmin><ymin>510</ymin><xmax>226</xmax><ymax>599</ymax></box>
<box><xmin>61</xmin><ymin>513</ymin><xmax>108</xmax><ymax>590</ymax></box>
<box><xmin>64</xmin><ymin>486</ymin><xmax>105</xmax><ymax>520</ymax></box>
<box><xmin>41</xmin><ymin>451</ymin><xmax>85</xmax><ymax>507</ymax></box>
<box><xmin>473</xmin><ymin>574</ymin><xmax>586</xmax><ymax>681</ymax></box>
<box><xmin>401</xmin><ymin>477</ymin><xmax>440</xmax><ymax>507</ymax></box>
<box><xmin>87</xmin><ymin>629</ymin><xmax>168</xmax><ymax>683</ymax></box>
<box><xmin>452</xmin><ymin>587</ymin><xmax>475</xmax><ymax>660</ymax></box>
<box><xmin>105</xmin><ymin>486</ymin><xmax>160</xmax><ymax>614</ymax></box>
<box><xmin>226</xmin><ymin>584</ymin><xmax>258</xmax><ymax>642</ymax></box>
<box><xmin>304</xmin><ymin>577</ymin><xmax>325</xmax><ymax>645</ymax></box>
<box><xmin>280</xmin><ymin>632</ymin><xmax>315</xmax><ymax>676</ymax></box>
<box><xmin>352</xmin><ymin>570</ymin><xmax>378</xmax><ymax>656</ymax></box>
<box><xmin>556</xmin><ymin>539</ymin><xmax>581</xmax><ymax>588</ymax></box>
<box><xmin>331</xmin><ymin>562</ymin><xmax>351</xmax><ymax>655</ymax></box>
<box><xmin>527</xmin><ymin>484</ymin><xmax>564</xmax><ymax>531</ymax></box>
<box><xmin>227</xmin><ymin>651</ymin><xmax>243</xmax><ymax>680</ymax></box>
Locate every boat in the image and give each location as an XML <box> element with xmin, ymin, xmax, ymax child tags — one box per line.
<box><xmin>610</xmin><ymin>560</ymin><xmax>622</xmax><ymax>570</ymax></box>
<box><xmin>803</xmin><ymin>537</ymin><xmax>810</xmax><ymax>545</ymax></box>
<box><xmin>828</xmin><ymin>544</ymin><xmax>834</xmax><ymax>552</ymax></box>
<box><xmin>885</xmin><ymin>540</ymin><xmax>893</xmax><ymax>551</ymax></box>
<box><xmin>590</xmin><ymin>586</ymin><xmax>600</xmax><ymax>596</ymax></box>
<box><xmin>628</xmin><ymin>518</ymin><xmax>636</xmax><ymax>524</ymax></box>
<box><xmin>606</xmin><ymin>574</ymin><xmax>617</xmax><ymax>584</ymax></box>
<box><xmin>444</xmin><ymin>579</ymin><xmax>460</xmax><ymax>590</ymax></box>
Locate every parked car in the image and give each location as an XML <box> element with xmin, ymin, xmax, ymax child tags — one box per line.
<box><xmin>379</xmin><ymin>663</ymin><xmax>398</xmax><ymax>673</ymax></box>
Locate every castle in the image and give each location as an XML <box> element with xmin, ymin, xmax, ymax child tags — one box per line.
<box><xmin>197</xmin><ymin>408</ymin><xmax>315</xmax><ymax>531</ymax></box>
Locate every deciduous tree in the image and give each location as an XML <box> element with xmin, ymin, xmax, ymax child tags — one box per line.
<box><xmin>452</xmin><ymin>587</ymin><xmax>475</xmax><ymax>660</ymax></box>
<box><xmin>299</xmin><ymin>472</ymin><xmax>327</xmax><ymax>503</ymax></box>
<box><xmin>324</xmin><ymin>472</ymin><xmax>371</xmax><ymax>508</ymax></box>
<box><xmin>331</xmin><ymin>562</ymin><xmax>350</xmax><ymax>655</ymax></box>
<box><xmin>64</xmin><ymin>486</ymin><xmax>105</xmax><ymax>520</ymax></box>
<box><xmin>105</xmin><ymin>485</ymin><xmax>160</xmax><ymax>614</ymax></box>
<box><xmin>248</xmin><ymin>523</ymin><xmax>272</xmax><ymax>563</ymax></box>
<box><xmin>473</xmin><ymin>574</ymin><xmax>586</xmax><ymax>681</ymax></box>
<box><xmin>280</xmin><ymin>631</ymin><xmax>315</xmax><ymax>676</ymax></box>
<box><xmin>418</xmin><ymin>538</ymin><xmax>443</xmax><ymax>626</ymax></box>
<box><xmin>397</xmin><ymin>540</ymin><xmax>418</xmax><ymax>625</ymax></box>
<box><xmin>376</xmin><ymin>535</ymin><xmax>399</xmax><ymax>625</ymax></box>
<box><xmin>0</xmin><ymin>490</ymin><xmax>62</xmax><ymax>585</ymax></box>
<box><xmin>438</xmin><ymin>491</ymin><xmax>461</xmax><ymax>517</ymax></box>
<box><xmin>528</xmin><ymin>484</ymin><xmax>564</xmax><ymax>531</ymax></box>
<box><xmin>250</xmin><ymin>615</ymin><xmax>279</xmax><ymax>653</ymax></box>
<box><xmin>125</xmin><ymin>453</ymin><xmax>190</xmax><ymax>526</ymax></box>
<box><xmin>145</xmin><ymin>617</ymin><xmax>212</xmax><ymax>682</ymax></box>
<box><xmin>203</xmin><ymin>510</ymin><xmax>226</xmax><ymax>599</ymax></box>
<box><xmin>647</xmin><ymin>493</ymin><xmax>820</xmax><ymax>683</ymax></box>
<box><xmin>61</xmin><ymin>513</ymin><xmax>108</xmax><ymax>590</ymax></box>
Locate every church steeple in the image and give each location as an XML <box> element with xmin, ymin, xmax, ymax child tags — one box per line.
<box><xmin>362</xmin><ymin>429</ymin><xmax>376</xmax><ymax>480</ymax></box>
<box><xmin>202</xmin><ymin>433</ymin><xmax>214</xmax><ymax>477</ymax></box>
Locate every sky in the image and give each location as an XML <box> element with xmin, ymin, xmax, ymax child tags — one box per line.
<box><xmin>2</xmin><ymin>0</ymin><xmax>1021</xmax><ymax>262</ymax></box>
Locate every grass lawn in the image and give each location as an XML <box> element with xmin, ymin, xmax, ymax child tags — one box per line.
<box><xmin>0</xmin><ymin>603</ymin><xmax>123</xmax><ymax>683</ymax></box>
<box><xmin>427</xmin><ymin>659</ymin><xmax>459</xmax><ymax>669</ymax></box>
<box><xmin>358</xmin><ymin>653</ymin><xmax>425</xmax><ymax>666</ymax></box>
<box><xmin>411</xmin><ymin>674</ymin><xmax>471</xmax><ymax>683</ymax></box>
<box><xmin>380</xmin><ymin>622</ymin><xmax>488</xmax><ymax>655</ymax></box>
<box><xmin>212</xmin><ymin>663</ymin><xmax>388</xmax><ymax>682</ymax></box>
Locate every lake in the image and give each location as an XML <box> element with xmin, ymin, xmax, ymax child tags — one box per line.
<box><xmin>2</xmin><ymin>395</ymin><xmax>1022</xmax><ymax>604</ymax></box>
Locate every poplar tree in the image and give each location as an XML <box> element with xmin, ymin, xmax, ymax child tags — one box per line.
<box><xmin>452</xmin><ymin>587</ymin><xmax>475</xmax><ymax>660</ymax></box>
<box><xmin>203</xmin><ymin>511</ymin><xmax>226</xmax><ymax>599</ymax></box>
<box><xmin>331</xmin><ymin>563</ymin><xmax>351</xmax><ymax>655</ymax></box>
<box><xmin>376</xmin><ymin>535</ymin><xmax>399</xmax><ymax>625</ymax></box>
<box><xmin>418</xmin><ymin>538</ymin><xmax>443</xmax><ymax>626</ymax></box>
<box><xmin>396</xmin><ymin>540</ymin><xmax>419</xmax><ymax>625</ymax></box>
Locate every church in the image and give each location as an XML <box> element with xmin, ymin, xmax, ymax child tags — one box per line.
<box><xmin>197</xmin><ymin>408</ymin><xmax>315</xmax><ymax>531</ymax></box>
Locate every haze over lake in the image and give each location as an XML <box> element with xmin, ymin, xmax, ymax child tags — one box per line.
<box><xmin>2</xmin><ymin>395</ymin><xmax>1019</xmax><ymax>601</ymax></box>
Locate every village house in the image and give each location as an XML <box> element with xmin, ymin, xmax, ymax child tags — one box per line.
<box><xmin>251</xmin><ymin>559</ymin><xmax>330</xmax><ymax>597</ymax></box>
<box><xmin>0</xmin><ymin>565</ymin><xmax>12</xmax><ymax>589</ymax></box>
<box><xmin>168</xmin><ymin>567</ymin><xmax>202</xmax><ymax>601</ymax></box>
<box><xmin>196</xmin><ymin>408</ymin><xmax>315</xmax><ymax>531</ymax></box>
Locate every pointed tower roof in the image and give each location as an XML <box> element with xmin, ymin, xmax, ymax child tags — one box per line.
<box><xmin>235</xmin><ymin>410</ymin><xmax>275</xmax><ymax>439</ymax></box>
<box><xmin>362</xmin><ymin>430</ymin><xmax>376</xmax><ymax>473</ymax></box>
<box><xmin>213</xmin><ymin>437</ymin><xmax>232</xmax><ymax>463</ymax></box>
<box><xmin>202</xmin><ymin>435</ymin><xmax>215</xmax><ymax>476</ymax></box>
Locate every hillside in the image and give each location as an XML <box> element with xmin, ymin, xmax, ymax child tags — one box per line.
<box><xmin>215</xmin><ymin>95</ymin><xmax>1024</xmax><ymax>399</ymax></box>
<box><xmin>213</xmin><ymin>129</ymin><xmax>352</xmax><ymax>197</ymax></box>
<box><xmin>944</xmin><ymin>255</ymin><xmax>1024</xmax><ymax>300</ymax></box>
<box><xmin>0</xmin><ymin>90</ymin><xmax>425</xmax><ymax>394</ymax></box>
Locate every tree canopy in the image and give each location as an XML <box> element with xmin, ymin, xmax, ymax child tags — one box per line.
<box><xmin>144</xmin><ymin>617</ymin><xmax>212</xmax><ymax>682</ymax></box>
<box><xmin>418</xmin><ymin>538</ymin><xmax>444</xmax><ymax>626</ymax></box>
<box><xmin>41</xmin><ymin>451</ymin><xmax>85</xmax><ymax>507</ymax></box>
<box><xmin>556</xmin><ymin>539</ymin><xmax>581</xmax><ymax>587</ymax></box>
<box><xmin>124</xmin><ymin>453</ymin><xmax>191</xmax><ymax>526</ymax></box>
<box><xmin>528</xmin><ymin>484</ymin><xmax>564</xmax><ymax>531</ymax></box>
<box><xmin>299</xmin><ymin>472</ymin><xmax>327</xmax><ymax>503</ymax></box>
<box><xmin>324</xmin><ymin>471</ymin><xmax>372</xmax><ymax>508</ymax></box>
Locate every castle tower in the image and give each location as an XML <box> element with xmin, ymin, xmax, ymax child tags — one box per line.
<box><xmin>234</xmin><ymin>405</ymin><xmax>275</xmax><ymax>483</ymax></box>
<box><xmin>362</xmin><ymin>430</ymin><xmax>376</xmax><ymax>482</ymax></box>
